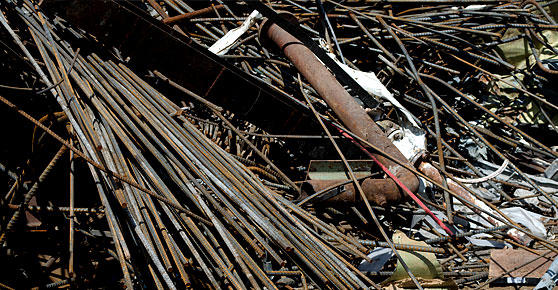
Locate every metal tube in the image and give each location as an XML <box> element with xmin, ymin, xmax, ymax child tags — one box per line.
<box><xmin>259</xmin><ymin>16</ymin><xmax>419</xmax><ymax>206</ymax></box>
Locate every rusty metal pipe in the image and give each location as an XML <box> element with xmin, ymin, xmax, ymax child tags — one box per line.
<box><xmin>303</xmin><ymin>177</ymin><xmax>417</xmax><ymax>206</ymax></box>
<box><xmin>260</xmin><ymin>17</ymin><xmax>419</xmax><ymax>205</ymax></box>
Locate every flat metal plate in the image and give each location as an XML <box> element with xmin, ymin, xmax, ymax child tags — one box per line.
<box><xmin>489</xmin><ymin>249</ymin><xmax>557</xmax><ymax>280</ymax></box>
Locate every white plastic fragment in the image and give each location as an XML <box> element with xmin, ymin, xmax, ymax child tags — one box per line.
<box><xmin>318</xmin><ymin>39</ymin><xmax>426</xmax><ymax>161</ymax></box>
<box><xmin>451</xmin><ymin>5</ymin><xmax>487</xmax><ymax>10</ymax></box>
<box><xmin>501</xmin><ymin>207</ymin><xmax>548</xmax><ymax>239</ymax></box>
<box><xmin>453</xmin><ymin>159</ymin><xmax>509</xmax><ymax>184</ymax></box>
<box><xmin>320</xmin><ymin>44</ymin><xmax>420</xmax><ymax>128</ymax></box>
<box><xmin>452</xmin><ymin>200</ymin><xmax>549</xmax><ymax>244</ymax></box>
<box><xmin>208</xmin><ymin>10</ymin><xmax>262</xmax><ymax>56</ymax></box>
<box><xmin>389</xmin><ymin>126</ymin><xmax>427</xmax><ymax>163</ymax></box>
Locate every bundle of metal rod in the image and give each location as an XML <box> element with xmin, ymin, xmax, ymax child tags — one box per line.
<box><xmin>0</xmin><ymin>1</ymin><xmax>386</xmax><ymax>288</ymax></box>
<box><xmin>142</xmin><ymin>0</ymin><xmax>558</xmax><ymax>211</ymax></box>
<box><xmin>2</xmin><ymin>0</ymin><xmax>558</xmax><ymax>288</ymax></box>
<box><xmin>137</xmin><ymin>0</ymin><xmax>558</xmax><ymax>287</ymax></box>
<box><xmin>143</xmin><ymin>0</ymin><xmax>558</xmax><ymax>158</ymax></box>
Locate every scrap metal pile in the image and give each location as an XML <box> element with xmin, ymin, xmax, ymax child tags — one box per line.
<box><xmin>1</xmin><ymin>0</ymin><xmax>558</xmax><ymax>289</ymax></box>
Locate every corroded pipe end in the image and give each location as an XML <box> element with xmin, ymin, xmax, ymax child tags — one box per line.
<box><xmin>259</xmin><ymin>12</ymin><xmax>420</xmax><ymax>205</ymax></box>
<box><xmin>258</xmin><ymin>12</ymin><xmax>299</xmax><ymax>49</ymax></box>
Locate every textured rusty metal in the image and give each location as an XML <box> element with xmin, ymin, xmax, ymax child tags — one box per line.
<box><xmin>489</xmin><ymin>249</ymin><xmax>557</xmax><ymax>279</ymax></box>
<box><xmin>304</xmin><ymin>178</ymin><xmax>408</xmax><ymax>205</ymax></box>
<box><xmin>261</xmin><ymin>17</ymin><xmax>419</xmax><ymax>205</ymax></box>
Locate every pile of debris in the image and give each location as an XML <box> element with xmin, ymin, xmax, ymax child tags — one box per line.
<box><xmin>1</xmin><ymin>0</ymin><xmax>558</xmax><ymax>289</ymax></box>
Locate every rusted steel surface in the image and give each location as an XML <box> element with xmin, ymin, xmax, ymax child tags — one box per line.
<box><xmin>303</xmin><ymin>178</ymin><xmax>407</xmax><ymax>205</ymax></box>
<box><xmin>260</xmin><ymin>17</ymin><xmax>419</xmax><ymax>204</ymax></box>
<box><xmin>4</xmin><ymin>0</ymin><xmax>558</xmax><ymax>288</ymax></box>
<box><xmin>489</xmin><ymin>249</ymin><xmax>557</xmax><ymax>279</ymax></box>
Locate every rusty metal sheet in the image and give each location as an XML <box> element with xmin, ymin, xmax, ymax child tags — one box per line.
<box><xmin>489</xmin><ymin>249</ymin><xmax>557</xmax><ymax>279</ymax></box>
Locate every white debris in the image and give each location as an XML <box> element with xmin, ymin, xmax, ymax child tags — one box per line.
<box><xmin>209</xmin><ymin>10</ymin><xmax>262</xmax><ymax>56</ymax></box>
